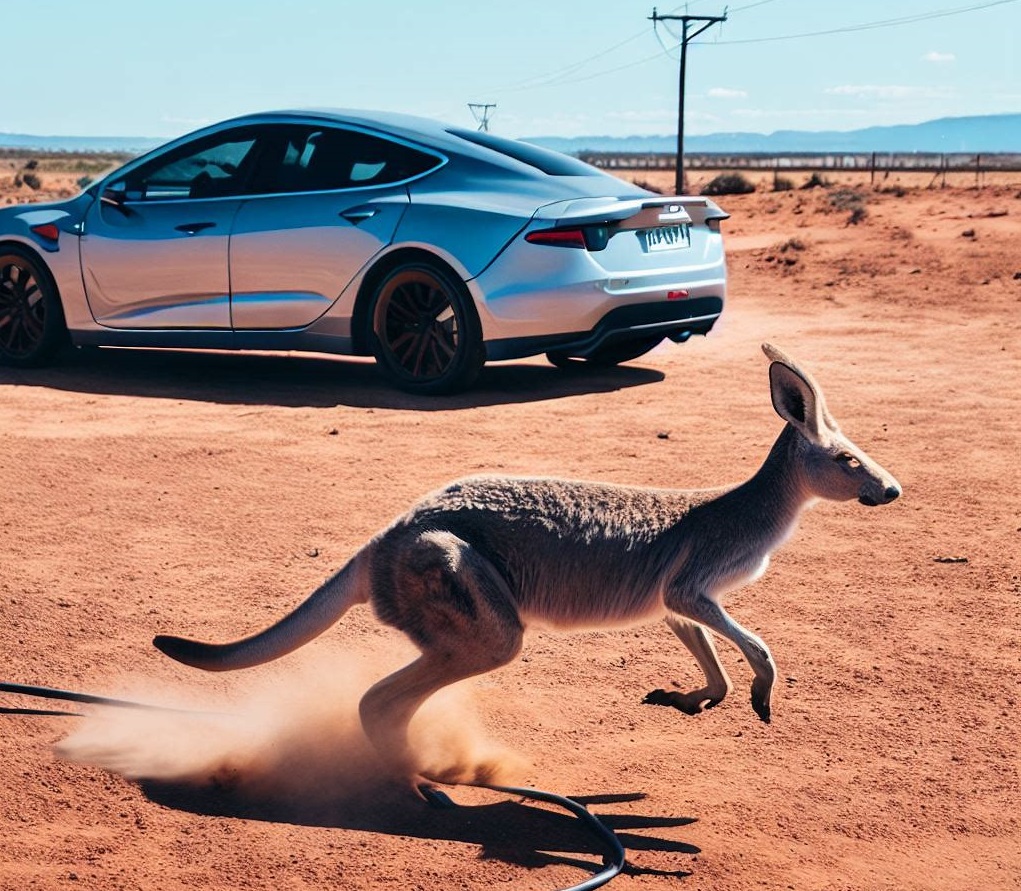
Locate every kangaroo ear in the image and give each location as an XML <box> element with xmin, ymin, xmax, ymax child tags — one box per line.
<box><xmin>768</xmin><ymin>358</ymin><xmax>824</xmax><ymax>437</ymax></box>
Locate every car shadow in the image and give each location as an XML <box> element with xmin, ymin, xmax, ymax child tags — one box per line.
<box><xmin>0</xmin><ymin>347</ymin><xmax>665</xmax><ymax>410</ymax></box>
<box><xmin>142</xmin><ymin>778</ymin><xmax>698</xmax><ymax>880</ymax></box>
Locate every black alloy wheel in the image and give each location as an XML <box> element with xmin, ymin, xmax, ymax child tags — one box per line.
<box><xmin>0</xmin><ymin>247</ymin><xmax>67</xmax><ymax>367</ymax></box>
<box><xmin>370</xmin><ymin>262</ymin><xmax>484</xmax><ymax>395</ymax></box>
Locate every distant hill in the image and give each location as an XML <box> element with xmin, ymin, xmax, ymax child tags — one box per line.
<box><xmin>0</xmin><ymin>133</ymin><xmax>163</xmax><ymax>153</ymax></box>
<box><xmin>1</xmin><ymin>112</ymin><xmax>1017</xmax><ymax>155</ymax></box>
<box><xmin>527</xmin><ymin>114</ymin><xmax>1021</xmax><ymax>155</ymax></box>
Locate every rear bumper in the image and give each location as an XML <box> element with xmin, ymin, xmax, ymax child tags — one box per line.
<box><xmin>484</xmin><ymin>295</ymin><xmax>723</xmax><ymax>361</ymax></box>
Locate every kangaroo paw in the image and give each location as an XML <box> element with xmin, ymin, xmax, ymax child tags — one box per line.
<box><xmin>642</xmin><ymin>688</ymin><xmax>705</xmax><ymax>715</ymax></box>
<box><xmin>417</xmin><ymin>783</ymin><xmax>458</xmax><ymax>809</ymax></box>
<box><xmin>751</xmin><ymin>677</ymin><xmax>772</xmax><ymax>723</ymax></box>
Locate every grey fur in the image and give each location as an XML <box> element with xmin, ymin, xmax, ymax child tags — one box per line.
<box><xmin>154</xmin><ymin>343</ymin><xmax>901</xmax><ymax>787</ymax></box>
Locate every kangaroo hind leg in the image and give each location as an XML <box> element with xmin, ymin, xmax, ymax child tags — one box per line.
<box><xmin>644</xmin><ymin>615</ymin><xmax>733</xmax><ymax>714</ymax></box>
<box><xmin>360</xmin><ymin>529</ymin><xmax>523</xmax><ymax>790</ymax></box>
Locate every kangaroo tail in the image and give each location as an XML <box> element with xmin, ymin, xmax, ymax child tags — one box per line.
<box><xmin>153</xmin><ymin>553</ymin><xmax>372</xmax><ymax>672</ymax></box>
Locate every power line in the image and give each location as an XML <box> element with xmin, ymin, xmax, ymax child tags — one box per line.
<box><xmin>712</xmin><ymin>0</ymin><xmax>1018</xmax><ymax>44</ymax></box>
<box><xmin>489</xmin><ymin>0</ymin><xmax>1015</xmax><ymax>95</ymax></box>
<box><xmin>491</xmin><ymin>30</ymin><xmax>650</xmax><ymax>94</ymax></box>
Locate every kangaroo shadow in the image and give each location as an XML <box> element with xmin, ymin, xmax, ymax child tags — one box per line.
<box><xmin>0</xmin><ymin>346</ymin><xmax>664</xmax><ymax>410</ymax></box>
<box><xmin>142</xmin><ymin>778</ymin><xmax>698</xmax><ymax>880</ymax></box>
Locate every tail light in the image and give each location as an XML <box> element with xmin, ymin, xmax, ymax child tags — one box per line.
<box><xmin>525</xmin><ymin>224</ymin><xmax>612</xmax><ymax>251</ymax></box>
<box><xmin>30</xmin><ymin>223</ymin><xmax>60</xmax><ymax>242</ymax></box>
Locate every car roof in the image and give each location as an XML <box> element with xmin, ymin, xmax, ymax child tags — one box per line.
<box><xmin>213</xmin><ymin>108</ymin><xmax>487</xmax><ymax>157</ymax></box>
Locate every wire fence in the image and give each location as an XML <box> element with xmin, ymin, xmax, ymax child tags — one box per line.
<box><xmin>579</xmin><ymin>151</ymin><xmax>1021</xmax><ymax>186</ymax></box>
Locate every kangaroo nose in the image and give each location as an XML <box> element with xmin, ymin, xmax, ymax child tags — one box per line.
<box><xmin>884</xmin><ymin>484</ymin><xmax>901</xmax><ymax>503</ymax></box>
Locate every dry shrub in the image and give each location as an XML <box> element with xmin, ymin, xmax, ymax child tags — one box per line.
<box><xmin>777</xmin><ymin>237</ymin><xmax>806</xmax><ymax>253</ymax></box>
<box><xmin>702</xmin><ymin>172</ymin><xmax>756</xmax><ymax>196</ymax></box>
<box><xmin>802</xmin><ymin>172</ymin><xmax>831</xmax><ymax>189</ymax></box>
<box><xmin>772</xmin><ymin>175</ymin><xmax>795</xmax><ymax>192</ymax></box>
<box><xmin>847</xmin><ymin>206</ymin><xmax>868</xmax><ymax>225</ymax></box>
<box><xmin>829</xmin><ymin>188</ymin><xmax>868</xmax><ymax>225</ymax></box>
<box><xmin>633</xmin><ymin>178</ymin><xmax>664</xmax><ymax>194</ymax></box>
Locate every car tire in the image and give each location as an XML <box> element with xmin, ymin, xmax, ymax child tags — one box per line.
<box><xmin>369</xmin><ymin>261</ymin><xmax>485</xmax><ymax>395</ymax></box>
<box><xmin>0</xmin><ymin>245</ymin><xmax>68</xmax><ymax>367</ymax></box>
<box><xmin>547</xmin><ymin>335</ymin><xmax>663</xmax><ymax>370</ymax></box>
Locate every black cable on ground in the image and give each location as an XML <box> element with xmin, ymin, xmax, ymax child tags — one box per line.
<box><xmin>0</xmin><ymin>681</ymin><xmax>214</xmax><ymax>714</ymax></box>
<box><xmin>421</xmin><ymin>782</ymin><xmax>625</xmax><ymax>890</ymax></box>
<box><xmin>4</xmin><ymin>680</ymin><xmax>628</xmax><ymax>891</ymax></box>
<box><xmin>485</xmin><ymin>784</ymin><xmax>626</xmax><ymax>891</ymax></box>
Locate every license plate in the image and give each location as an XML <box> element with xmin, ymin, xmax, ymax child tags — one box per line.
<box><xmin>639</xmin><ymin>224</ymin><xmax>690</xmax><ymax>253</ymax></box>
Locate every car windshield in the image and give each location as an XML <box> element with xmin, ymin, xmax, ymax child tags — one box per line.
<box><xmin>447</xmin><ymin>128</ymin><xmax>597</xmax><ymax>177</ymax></box>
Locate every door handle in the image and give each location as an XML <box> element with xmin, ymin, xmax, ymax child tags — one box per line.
<box><xmin>175</xmin><ymin>221</ymin><xmax>216</xmax><ymax>235</ymax></box>
<box><xmin>340</xmin><ymin>206</ymin><xmax>378</xmax><ymax>224</ymax></box>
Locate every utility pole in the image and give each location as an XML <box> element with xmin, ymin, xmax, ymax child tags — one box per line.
<box><xmin>468</xmin><ymin>103</ymin><xmax>496</xmax><ymax>132</ymax></box>
<box><xmin>649</xmin><ymin>7</ymin><xmax>727</xmax><ymax>194</ymax></box>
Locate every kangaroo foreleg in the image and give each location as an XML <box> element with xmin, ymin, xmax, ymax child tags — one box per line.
<box><xmin>665</xmin><ymin>590</ymin><xmax>776</xmax><ymax>722</ymax></box>
<box><xmin>644</xmin><ymin>615</ymin><xmax>733</xmax><ymax>714</ymax></box>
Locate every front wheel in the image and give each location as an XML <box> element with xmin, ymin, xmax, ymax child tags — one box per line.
<box><xmin>369</xmin><ymin>262</ymin><xmax>485</xmax><ymax>395</ymax></box>
<box><xmin>0</xmin><ymin>246</ymin><xmax>68</xmax><ymax>367</ymax></box>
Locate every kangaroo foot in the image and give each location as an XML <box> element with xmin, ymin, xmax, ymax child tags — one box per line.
<box><xmin>643</xmin><ymin>688</ymin><xmax>720</xmax><ymax>715</ymax></box>
<box><xmin>417</xmin><ymin>783</ymin><xmax>458</xmax><ymax>809</ymax></box>
<box><xmin>750</xmin><ymin>677</ymin><xmax>772</xmax><ymax>723</ymax></box>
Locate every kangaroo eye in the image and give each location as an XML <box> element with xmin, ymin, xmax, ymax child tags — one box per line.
<box><xmin>836</xmin><ymin>453</ymin><xmax>861</xmax><ymax>469</ymax></box>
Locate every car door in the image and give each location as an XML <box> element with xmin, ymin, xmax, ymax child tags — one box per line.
<box><xmin>79</xmin><ymin>128</ymin><xmax>262</xmax><ymax>329</ymax></box>
<box><xmin>228</xmin><ymin>125</ymin><xmax>439</xmax><ymax>330</ymax></box>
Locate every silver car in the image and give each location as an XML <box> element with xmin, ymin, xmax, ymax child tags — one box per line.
<box><xmin>0</xmin><ymin>110</ymin><xmax>727</xmax><ymax>393</ymax></box>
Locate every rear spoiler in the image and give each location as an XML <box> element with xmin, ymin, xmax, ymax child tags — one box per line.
<box><xmin>533</xmin><ymin>196</ymin><xmax>730</xmax><ymax>229</ymax></box>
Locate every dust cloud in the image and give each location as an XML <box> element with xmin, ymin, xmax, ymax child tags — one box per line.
<box><xmin>55</xmin><ymin>652</ymin><xmax>527</xmax><ymax>817</ymax></box>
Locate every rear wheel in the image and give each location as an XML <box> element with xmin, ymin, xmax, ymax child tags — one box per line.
<box><xmin>0</xmin><ymin>246</ymin><xmax>67</xmax><ymax>367</ymax></box>
<box><xmin>370</xmin><ymin>262</ymin><xmax>484</xmax><ymax>395</ymax></box>
<box><xmin>547</xmin><ymin>335</ymin><xmax>663</xmax><ymax>369</ymax></box>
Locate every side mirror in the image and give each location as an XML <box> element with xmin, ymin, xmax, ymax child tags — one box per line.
<box><xmin>100</xmin><ymin>181</ymin><xmax>129</xmax><ymax>207</ymax></box>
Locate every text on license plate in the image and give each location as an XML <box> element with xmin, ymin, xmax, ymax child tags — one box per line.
<box><xmin>639</xmin><ymin>224</ymin><xmax>690</xmax><ymax>253</ymax></box>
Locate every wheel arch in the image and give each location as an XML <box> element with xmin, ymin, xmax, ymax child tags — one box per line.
<box><xmin>0</xmin><ymin>238</ymin><xmax>59</xmax><ymax>281</ymax></box>
<box><xmin>0</xmin><ymin>237</ymin><xmax>67</xmax><ymax>320</ymax></box>
<box><xmin>350</xmin><ymin>246</ymin><xmax>472</xmax><ymax>356</ymax></box>
<box><xmin>0</xmin><ymin>237</ymin><xmax>71</xmax><ymax>364</ymax></box>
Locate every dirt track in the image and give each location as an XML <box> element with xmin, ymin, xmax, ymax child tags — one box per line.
<box><xmin>2</xmin><ymin>176</ymin><xmax>1019</xmax><ymax>890</ymax></box>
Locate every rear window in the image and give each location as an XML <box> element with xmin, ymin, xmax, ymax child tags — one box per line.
<box><xmin>448</xmin><ymin>128</ymin><xmax>597</xmax><ymax>176</ymax></box>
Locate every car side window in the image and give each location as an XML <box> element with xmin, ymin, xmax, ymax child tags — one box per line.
<box><xmin>251</xmin><ymin>126</ymin><xmax>440</xmax><ymax>194</ymax></box>
<box><xmin>122</xmin><ymin>131</ymin><xmax>260</xmax><ymax>201</ymax></box>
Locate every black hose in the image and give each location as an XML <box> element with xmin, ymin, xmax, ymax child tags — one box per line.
<box><xmin>0</xmin><ymin>681</ymin><xmax>229</xmax><ymax>717</ymax></box>
<box><xmin>483</xmin><ymin>783</ymin><xmax>626</xmax><ymax>891</ymax></box>
<box><xmin>4</xmin><ymin>681</ymin><xmax>627</xmax><ymax>890</ymax></box>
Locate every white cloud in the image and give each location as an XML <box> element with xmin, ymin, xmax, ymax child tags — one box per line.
<box><xmin>707</xmin><ymin>87</ymin><xmax>748</xmax><ymax>99</ymax></box>
<box><xmin>923</xmin><ymin>51</ymin><xmax>956</xmax><ymax>64</ymax></box>
<box><xmin>605</xmin><ymin>109</ymin><xmax>676</xmax><ymax>125</ymax></box>
<box><xmin>825</xmin><ymin>84</ymin><xmax>953</xmax><ymax>100</ymax></box>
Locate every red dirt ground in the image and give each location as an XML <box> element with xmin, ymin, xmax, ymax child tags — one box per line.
<box><xmin>2</xmin><ymin>173</ymin><xmax>1019</xmax><ymax>891</ymax></box>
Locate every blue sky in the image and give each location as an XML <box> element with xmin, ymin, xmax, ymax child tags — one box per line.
<box><xmin>7</xmin><ymin>0</ymin><xmax>1018</xmax><ymax>140</ymax></box>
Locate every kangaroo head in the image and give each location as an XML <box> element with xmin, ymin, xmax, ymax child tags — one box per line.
<box><xmin>762</xmin><ymin>343</ymin><xmax>901</xmax><ymax>507</ymax></box>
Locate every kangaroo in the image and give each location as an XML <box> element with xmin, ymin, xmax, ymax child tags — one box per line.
<box><xmin>154</xmin><ymin>343</ymin><xmax>901</xmax><ymax>789</ymax></box>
